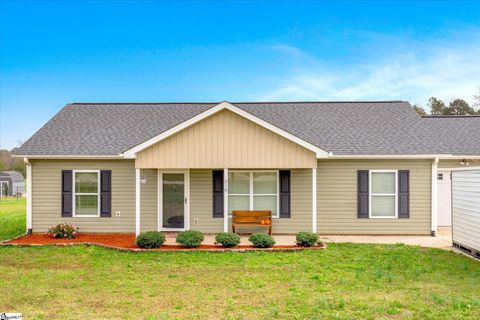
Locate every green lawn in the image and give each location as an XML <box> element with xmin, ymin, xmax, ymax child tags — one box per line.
<box><xmin>0</xmin><ymin>197</ymin><xmax>26</xmax><ymax>240</ymax></box>
<box><xmin>0</xmin><ymin>198</ymin><xmax>479</xmax><ymax>319</ymax></box>
<box><xmin>0</xmin><ymin>244</ymin><xmax>479</xmax><ymax>319</ymax></box>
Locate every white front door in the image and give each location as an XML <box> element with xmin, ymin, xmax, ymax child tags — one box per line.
<box><xmin>437</xmin><ymin>170</ymin><xmax>452</xmax><ymax>226</ymax></box>
<box><xmin>158</xmin><ymin>170</ymin><xmax>189</xmax><ymax>231</ymax></box>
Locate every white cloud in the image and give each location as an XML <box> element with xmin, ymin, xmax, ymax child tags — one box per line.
<box><xmin>261</xmin><ymin>38</ymin><xmax>480</xmax><ymax>108</ymax></box>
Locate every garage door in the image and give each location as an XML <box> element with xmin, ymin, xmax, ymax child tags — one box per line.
<box><xmin>451</xmin><ymin>170</ymin><xmax>480</xmax><ymax>258</ymax></box>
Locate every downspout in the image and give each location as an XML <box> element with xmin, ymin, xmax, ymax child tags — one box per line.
<box><xmin>431</xmin><ymin>157</ymin><xmax>439</xmax><ymax>237</ymax></box>
<box><xmin>24</xmin><ymin>158</ymin><xmax>32</xmax><ymax>234</ymax></box>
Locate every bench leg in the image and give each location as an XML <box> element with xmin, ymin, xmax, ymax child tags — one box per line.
<box><xmin>232</xmin><ymin>225</ymin><xmax>236</xmax><ymax>234</ymax></box>
<box><xmin>269</xmin><ymin>225</ymin><xmax>272</xmax><ymax>235</ymax></box>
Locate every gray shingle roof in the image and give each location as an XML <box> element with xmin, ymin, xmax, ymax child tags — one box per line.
<box><xmin>15</xmin><ymin>101</ymin><xmax>480</xmax><ymax>156</ymax></box>
<box><xmin>421</xmin><ymin>116</ymin><xmax>480</xmax><ymax>156</ymax></box>
<box><xmin>0</xmin><ymin>171</ymin><xmax>25</xmax><ymax>182</ymax></box>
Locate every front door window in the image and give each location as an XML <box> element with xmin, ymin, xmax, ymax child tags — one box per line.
<box><xmin>162</xmin><ymin>173</ymin><xmax>185</xmax><ymax>229</ymax></box>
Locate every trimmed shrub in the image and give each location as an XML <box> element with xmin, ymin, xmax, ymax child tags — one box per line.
<box><xmin>295</xmin><ymin>231</ymin><xmax>319</xmax><ymax>247</ymax></box>
<box><xmin>249</xmin><ymin>233</ymin><xmax>275</xmax><ymax>248</ymax></box>
<box><xmin>136</xmin><ymin>231</ymin><xmax>166</xmax><ymax>249</ymax></box>
<box><xmin>176</xmin><ymin>230</ymin><xmax>204</xmax><ymax>248</ymax></box>
<box><xmin>215</xmin><ymin>232</ymin><xmax>241</xmax><ymax>248</ymax></box>
<box><xmin>47</xmin><ymin>223</ymin><xmax>78</xmax><ymax>239</ymax></box>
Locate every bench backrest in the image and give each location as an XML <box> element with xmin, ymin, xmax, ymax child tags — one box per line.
<box><xmin>232</xmin><ymin>210</ymin><xmax>272</xmax><ymax>224</ymax></box>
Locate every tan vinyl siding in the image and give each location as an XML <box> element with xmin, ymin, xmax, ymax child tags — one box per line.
<box><xmin>189</xmin><ymin>170</ymin><xmax>222</xmax><ymax>233</ymax></box>
<box><xmin>136</xmin><ymin>110</ymin><xmax>317</xmax><ymax>169</ymax></box>
<box><xmin>273</xmin><ymin>169</ymin><xmax>312</xmax><ymax>233</ymax></box>
<box><xmin>31</xmin><ymin>159</ymin><xmax>136</xmax><ymax>233</ymax></box>
<box><xmin>438</xmin><ymin>159</ymin><xmax>480</xmax><ymax>169</ymax></box>
<box><xmin>317</xmin><ymin>159</ymin><xmax>431</xmax><ymax>234</ymax></box>
<box><xmin>140</xmin><ymin>169</ymin><xmax>157</xmax><ymax>232</ymax></box>
<box><xmin>188</xmin><ymin>169</ymin><xmax>312</xmax><ymax>234</ymax></box>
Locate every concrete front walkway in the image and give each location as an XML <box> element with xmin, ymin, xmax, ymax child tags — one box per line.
<box><xmin>163</xmin><ymin>227</ymin><xmax>453</xmax><ymax>249</ymax></box>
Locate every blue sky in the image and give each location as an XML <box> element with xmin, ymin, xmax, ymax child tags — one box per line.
<box><xmin>1</xmin><ymin>1</ymin><xmax>479</xmax><ymax>150</ymax></box>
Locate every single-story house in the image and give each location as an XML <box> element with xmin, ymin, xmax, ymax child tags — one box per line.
<box><xmin>0</xmin><ymin>171</ymin><xmax>25</xmax><ymax>197</ymax></box>
<box><xmin>14</xmin><ymin>101</ymin><xmax>480</xmax><ymax>236</ymax></box>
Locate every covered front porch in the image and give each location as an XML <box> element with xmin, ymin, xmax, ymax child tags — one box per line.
<box><xmin>134</xmin><ymin>168</ymin><xmax>318</xmax><ymax>236</ymax></box>
<box><xmin>128</xmin><ymin>104</ymin><xmax>324</xmax><ymax>236</ymax></box>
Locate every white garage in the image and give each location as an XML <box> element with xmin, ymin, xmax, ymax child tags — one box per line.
<box><xmin>451</xmin><ymin>169</ymin><xmax>480</xmax><ymax>259</ymax></box>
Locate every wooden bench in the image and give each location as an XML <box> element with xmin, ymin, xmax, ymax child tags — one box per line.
<box><xmin>232</xmin><ymin>210</ymin><xmax>272</xmax><ymax>235</ymax></box>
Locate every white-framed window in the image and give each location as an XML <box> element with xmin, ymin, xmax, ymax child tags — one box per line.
<box><xmin>369</xmin><ymin>170</ymin><xmax>397</xmax><ymax>218</ymax></box>
<box><xmin>73</xmin><ymin>170</ymin><xmax>100</xmax><ymax>217</ymax></box>
<box><xmin>228</xmin><ymin>170</ymin><xmax>279</xmax><ymax>218</ymax></box>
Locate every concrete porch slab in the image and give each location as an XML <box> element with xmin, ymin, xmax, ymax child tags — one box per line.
<box><xmin>162</xmin><ymin>227</ymin><xmax>453</xmax><ymax>249</ymax></box>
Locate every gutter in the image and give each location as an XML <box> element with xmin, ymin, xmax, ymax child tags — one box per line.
<box><xmin>23</xmin><ymin>158</ymin><xmax>33</xmax><ymax>234</ymax></box>
<box><xmin>13</xmin><ymin>155</ymin><xmax>123</xmax><ymax>159</ymax></box>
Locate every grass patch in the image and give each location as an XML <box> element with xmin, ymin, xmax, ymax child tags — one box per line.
<box><xmin>0</xmin><ymin>197</ymin><xmax>26</xmax><ymax>240</ymax></box>
<box><xmin>0</xmin><ymin>243</ymin><xmax>479</xmax><ymax>319</ymax></box>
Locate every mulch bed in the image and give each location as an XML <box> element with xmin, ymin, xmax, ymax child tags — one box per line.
<box><xmin>3</xmin><ymin>233</ymin><xmax>327</xmax><ymax>252</ymax></box>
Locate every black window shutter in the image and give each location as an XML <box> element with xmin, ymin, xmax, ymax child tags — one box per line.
<box><xmin>212</xmin><ymin>170</ymin><xmax>224</xmax><ymax>218</ymax></box>
<box><xmin>61</xmin><ymin>170</ymin><xmax>73</xmax><ymax>217</ymax></box>
<box><xmin>357</xmin><ymin>170</ymin><xmax>369</xmax><ymax>218</ymax></box>
<box><xmin>279</xmin><ymin>170</ymin><xmax>291</xmax><ymax>218</ymax></box>
<box><xmin>398</xmin><ymin>170</ymin><xmax>410</xmax><ymax>219</ymax></box>
<box><xmin>100</xmin><ymin>170</ymin><xmax>112</xmax><ymax>217</ymax></box>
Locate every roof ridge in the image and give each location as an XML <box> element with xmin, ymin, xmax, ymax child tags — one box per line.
<box><xmin>68</xmin><ymin>100</ymin><xmax>407</xmax><ymax>106</ymax></box>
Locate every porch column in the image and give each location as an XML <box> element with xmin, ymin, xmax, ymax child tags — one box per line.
<box><xmin>312</xmin><ymin>168</ymin><xmax>317</xmax><ymax>233</ymax></box>
<box><xmin>223</xmin><ymin>168</ymin><xmax>228</xmax><ymax>232</ymax></box>
<box><xmin>25</xmin><ymin>158</ymin><xmax>32</xmax><ymax>234</ymax></box>
<box><xmin>135</xmin><ymin>168</ymin><xmax>141</xmax><ymax>236</ymax></box>
<box><xmin>431</xmin><ymin>157</ymin><xmax>439</xmax><ymax>236</ymax></box>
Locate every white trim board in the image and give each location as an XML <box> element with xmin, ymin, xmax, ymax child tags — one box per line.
<box><xmin>122</xmin><ymin>101</ymin><xmax>330</xmax><ymax>159</ymax></box>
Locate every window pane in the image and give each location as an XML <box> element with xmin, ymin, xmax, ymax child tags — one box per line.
<box><xmin>253</xmin><ymin>172</ymin><xmax>277</xmax><ymax>194</ymax></box>
<box><xmin>228</xmin><ymin>195</ymin><xmax>249</xmax><ymax>214</ymax></box>
<box><xmin>371</xmin><ymin>196</ymin><xmax>395</xmax><ymax>217</ymax></box>
<box><xmin>162</xmin><ymin>173</ymin><xmax>185</xmax><ymax>229</ymax></box>
<box><xmin>253</xmin><ymin>196</ymin><xmax>277</xmax><ymax>215</ymax></box>
<box><xmin>228</xmin><ymin>172</ymin><xmax>250</xmax><ymax>194</ymax></box>
<box><xmin>75</xmin><ymin>172</ymin><xmax>98</xmax><ymax>193</ymax></box>
<box><xmin>75</xmin><ymin>195</ymin><xmax>98</xmax><ymax>215</ymax></box>
<box><xmin>372</xmin><ymin>172</ymin><xmax>395</xmax><ymax>194</ymax></box>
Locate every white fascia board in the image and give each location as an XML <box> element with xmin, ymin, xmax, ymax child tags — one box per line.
<box><xmin>13</xmin><ymin>154</ymin><xmax>123</xmax><ymax>159</ymax></box>
<box><xmin>329</xmin><ymin>154</ymin><xmax>454</xmax><ymax>159</ymax></box>
<box><xmin>329</xmin><ymin>154</ymin><xmax>480</xmax><ymax>160</ymax></box>
<box><xmin>122</xmin><ymin>101</ymin><xmax>330</xmax><ymax>159</ymax></box>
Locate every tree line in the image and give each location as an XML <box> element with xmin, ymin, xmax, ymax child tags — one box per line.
<box><xmin>0</xmin><ymin>149</ymin><xmax>26</xmax><ymax>176</ymax></box>
<box><xmin>413</xmin><ymin>87</ymin><xmax>480</xmax><ymax>116</ymax></box>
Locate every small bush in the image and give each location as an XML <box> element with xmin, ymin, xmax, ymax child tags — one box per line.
<box><xmin>215</xmin><ymin>232</ymin><xmax>241</xmax><ymax>248</ymax></box>
<box><xmin>136</xmin><ymin>231</ymin><xmax>166</xmax><ymax>249</ymax></box>
<box><xmin>296</xmin><ymin>231</ymin><xmax>319</xmax><ymax>247</ymax></box>
<box><xmin>47</xmin><ymin>223</ymin><xmax>78</xmax><ymax>239</ymax></box>
<box><xmin>176</xmin><ymin>230</ymin><xmax>204</xmax><ymax>248</ymax></box>
<box><xmin>249</xmin><ymin>233</ymin><xmax>275</xmax><ymax>248</ymax></box>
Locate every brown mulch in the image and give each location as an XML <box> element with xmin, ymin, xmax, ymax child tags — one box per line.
<box><xmin>5</xmin><ymin>233</ymin><xmax>327</xmax><ymax>252</ymax></box>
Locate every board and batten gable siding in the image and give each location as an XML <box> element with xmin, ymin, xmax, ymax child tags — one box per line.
<box><xmin>31</xmin><ymin>159</ymin><xmax>136</xmax><ymax>233</ymax></box>
<box><xmin>316</xmin><ymin>159</ymin><xmax>431</xmax><ymax>234</ymax></box>
<box><xmin>188</xmin><ymin>169</ymin><xmax>312</xmax><ymax>233</ymax></box>
<box><xmin>135</xmin><ymin>109</ymin><xmax>317</xmax><ymax>169</ymax></box>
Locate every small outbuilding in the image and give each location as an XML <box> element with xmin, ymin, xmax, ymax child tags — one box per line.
<box><xmin>452</xmin><ymin>169</ymin><xmax>480</xmax><ymax>259</ymax></box>
<box><xmin>0</xmin><ymin>171</ymin><xmax>25</xmax><ymax>197</ymax></box>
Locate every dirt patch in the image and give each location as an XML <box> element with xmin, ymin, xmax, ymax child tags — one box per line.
<box><xmin>5</xmin><ymin>233</ymin><xmax>326</xmax><ymax>252</ymax></box>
